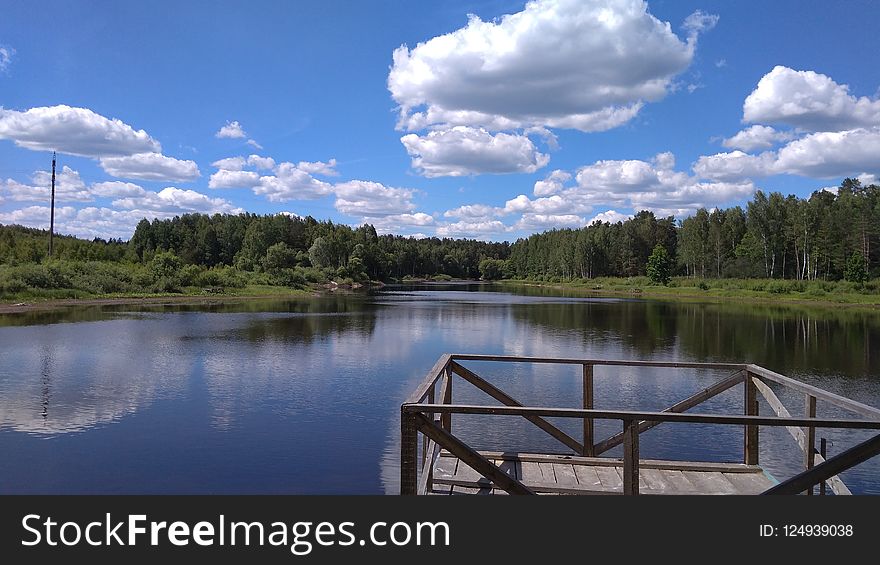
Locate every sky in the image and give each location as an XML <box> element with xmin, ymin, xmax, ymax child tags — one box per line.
<box><xmin>1</xmin><ymin>0</ymin><xmax>879</xmax><ymax>242</ymax></box>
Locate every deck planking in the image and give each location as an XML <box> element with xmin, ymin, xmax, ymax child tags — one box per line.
<box><xmin>428</xmin><ymin>451</ymin><xmax>775</xmax><ymax>495</ymax></box>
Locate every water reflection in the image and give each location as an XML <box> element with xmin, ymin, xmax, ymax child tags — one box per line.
<box><xmin>0</xmin><ymin>285</ymin><xmax>878</xmax><ymax>493</ymax></box>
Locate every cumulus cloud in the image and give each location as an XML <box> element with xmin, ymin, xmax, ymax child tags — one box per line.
<box><xmin>211</xmin><ymin>156</ymin><xmax>247</xmax><ymax>171</ymax></box>
<box><xmin>533</xmin><ymin>170</ymin><xmax>571</xmax><ymax>196</ymax></box>
<box><xmin>513</xmin><ymin>213</ymin><xmax>586</xmax><ymax>231</ymax></box>
<box><xmin>588</xmin><ymin>210</ymin><xmax>630</xmax><ymax>224</ymax></box>
<box><xmin>436</xmin><ymin>220</ymin><xmax>509</xmax><ymax>238</ymax></box>
<box><xmin>246</xmin><ymin>139</ymin><xmax>263</xmax><ymax>149</ymax></box>
<box><xmin>99</xmin><ymin>152</ymin><xmax>200</xmax><ymax>182</ymax></box>
<box><xmin>297</xmin><ymin>158</ymin><xmax>338</xmax><ymax>176</ymax></box>
<box><xmin>112</xmin><ymin>186</ymin><xmax>241</xmax><ymax>214</ymax></box>
<box><xmin>443</xmin><ymin>204</ymin><xmax>502</xmax><ymax>220</ymax></box>
<box><xmin>253</xmin><ymin>162</ymin><xmax>333</xmax><ymax>202</ymax></box>
<box><xmin>692</xmin><ymin>150</ymin><xmax>777</xmax><ymax>181</ymax></box>
<box><xmin>1</xmin><ymin>166</ymin><xmax>91</xmax><ymax>202</ymax></box>
<box><xmin>247</xmin><ymin>155</ymin><xmax>276</xmax><ymax>171</ymax></box>
<box><xmin>215</xmin><ymin>120</ymin><xmax>247</xmax><ymax>139</ymax></box>
<box><xmin>90</xmin><ymin>181</ymin><xmax>145</xmax><ymax>199</ymax></box>
<box><xmin>208</xmin><ymin>169</ymin><xmax>261</xmax><ymax>189</ymax></box>
<box><xmin>0</xmin><ymin>44</ymin><xmax>15</xmax><ymax>72</ymax></box>
<box><xmin>333</xmin><ymin>180</ymin><xmax>416</xmax><ymax>217</ymax></box>
<box><xmin>774</xmin><ymin>127</ymin><xmax>880</xmax><ymax>178</ymax></box>
<box><xmin>388</xmin><ymin>0</ymin><xmax>700</xmax><ymax>133</ymax></box>
<box><xmin>0</xmin><ymin>105</ymin><xmax>160</xmax><ymax>157</ymax></box>
<box><xmin>722</xmin><ymin>125</ymin><xmax>794</xmax><ymax>151</ymax></box>
<box><xmin>743</xmin><ymin>66</ymin><xmax>880</xmax><ymax>131</ymax></box>
<box><xmin>401</xmin><ymin>126</ymin><xmax>549</xmax><ymax>176</ymax></box>
<box><xmin>362</xmin><ymin>213</ymin><xmax>436</xmax><ymax>234</ymax></box>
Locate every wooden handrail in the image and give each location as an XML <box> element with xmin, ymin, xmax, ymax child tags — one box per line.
<box><xmin>451</xmin><ymin>354</ymin><xmax>746</xmax><ymax>371</ymax></box>
<box><xmin>403</xmin><ymin>403</ymin><xmax>880</xmax><ymax>429</ymax></box>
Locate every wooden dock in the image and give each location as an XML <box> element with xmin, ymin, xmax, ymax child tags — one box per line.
<box><xmin>400</xmin><ymin>355</ymin><xmax>880</xmax><ymax>495</ymax></box>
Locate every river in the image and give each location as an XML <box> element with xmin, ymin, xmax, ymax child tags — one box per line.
<box><xmin>1</xmin><ymin>283</ymin><xmax>878</xmax><ymax>494</ymax></box>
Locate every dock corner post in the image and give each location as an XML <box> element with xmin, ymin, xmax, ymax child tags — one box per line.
<box><xmin>804</xmin><ymin>394</ymin><xmax>817</xmax><ymax>495</ymax></box>
<box><xmin>440</xmin><ymin>367</ymin><xmax>452</xmax><ymax>432</ymax></box>
<box><xmin>582</xmin><ymin>364</ymin><xmax>594</xmax><ymax>457</ymax></box>
<box><xmin>622</xmin><ymin>418</ymin><xmax>640</xmax><ymax>495</ymax></box>
<box><xmin>744</xmin><ymin>371</ymin><xmax>759</xmax><ymax>465</ymax></box>
<box><xmin>400</xmin><ymin>406</ymin><xmax>419</xmax><ymax>495</ymax></box>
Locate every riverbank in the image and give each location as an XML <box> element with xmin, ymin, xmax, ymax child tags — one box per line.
<box><xmin>500</xmin><ymin>277</ymin><xmax>880</xmax><ymax>309</ymax></box>
<box><xmin>0</xmin><ymin>285</ymin><xmax>320</xmax><ymax>314</ymax></box>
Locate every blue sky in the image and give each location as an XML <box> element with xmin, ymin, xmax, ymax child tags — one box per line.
<box><xmin>1</xmin><ymin>0</ymin><xmax>879</xmax><ymax>241</ymax></box>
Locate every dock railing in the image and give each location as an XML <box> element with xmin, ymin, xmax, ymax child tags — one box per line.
<box><xmin>400</xmin><ymin>355</ymin><xmax>880</xmax><ymax>495</ymax></box>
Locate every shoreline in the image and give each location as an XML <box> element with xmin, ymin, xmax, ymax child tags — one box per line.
<box><xmin>499</xmin><ymin>280</ymin><xmax>880</xmax><ymax>310</ymax></box>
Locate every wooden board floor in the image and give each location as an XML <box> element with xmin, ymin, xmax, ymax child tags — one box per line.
<box><xmin>429</xmin><ymin>451</ymin><xmax>777</xmax><ymax>495</ymax></box>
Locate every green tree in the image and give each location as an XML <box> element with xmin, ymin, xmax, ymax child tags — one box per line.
<box><xmin>479</xmin><ymin>258</ymin><xmax>505</xmax><ymax>280</ymax></box>
<box><xmin>845</xmin><ymin>252</ymin><xmax>868</xmax><ymax>283</ymax></box>
<box><xmin>646</xmin><ymin>244</ymin><xmax>672</xmax><ymax>285</ymax></box>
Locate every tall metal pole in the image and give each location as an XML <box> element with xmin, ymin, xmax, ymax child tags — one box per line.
<box><xmin>48</xmin><ymin>151</ymin><xmax>56</xmax><ymax>257</ymax></box>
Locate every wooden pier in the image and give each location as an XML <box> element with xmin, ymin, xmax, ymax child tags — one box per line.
<box><xmin>400</xmin><ymin>355</ymin><xmax>880</xmax><ymax>495</ymax></box>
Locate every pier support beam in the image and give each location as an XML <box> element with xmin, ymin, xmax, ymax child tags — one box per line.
<box><xmin>623</xmin><ymin>419</ymin><xmax>640</xmax><ymax>495</ymax></box>
<box><xmin>400</xmin><ymin>407</ymin><xmax>419</xmax><ymax>495</ymax></box>
<box><xmin>744</xmin><ymin>373</ymin><xmax>759</xmax><ymax>465</ymax></box>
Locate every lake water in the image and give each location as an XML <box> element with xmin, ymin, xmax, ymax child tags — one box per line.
<box><xmin>1</xmin><ymin>283</ymin><xmax>879</xmax><ymax>494</ymax></box>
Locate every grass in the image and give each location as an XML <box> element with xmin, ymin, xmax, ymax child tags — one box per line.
<box><xmin>500</xmin><ymin>277</ymin><xmax>880</xmax><ymax>307</ymax></box>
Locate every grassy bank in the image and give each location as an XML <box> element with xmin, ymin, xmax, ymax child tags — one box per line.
<box><xmin>500</xmin><ymin>277</ymin><xmax>880</xmax><ymax>308</ymax></box>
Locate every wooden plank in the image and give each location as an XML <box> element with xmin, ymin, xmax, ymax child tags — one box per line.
<box><xmin>493</xmin><ymin>459</ymin><xmax>517</xmax><ymax>479</ymax></box>
<box><xmin>594</xmin><ymin>371</ymin><xmax>744</xmax><ymax>455</ymax></box>
<box><xmin>405</xmin><ymin>354</ymin><xmax>451</xmax><ymax>404</ymax></box>
<box><xmin>640</xmin><ymin>468</ymin><xmax>671</xmax><ymax>493</ymax></box>
<box><xmin>763</xmin><ymin>433</ymin><xmax>880</xmax><ymax>495</ymax></box>
<box><xmin>595</xmin><ymin>466</ymin><xmax>622</xmax><ymax>490</ymax></box>
<box><xmin>573</xmin><ymin>466</ymin><xmax>603</xmax><ymax>489</ymax></box>
<box><xmin>433</xmin><ymin>454</ymin><xmax>457</xmax><ymax>480</ymax></box>
<box><xmin>722</xmin><ymin>472</ymin><xmax>774</xmax><ymax>494</ymax></box>
<box><xmin>538</xmin><ymin>462</ymin><xmax>558</xmax><ymax>484</ymax></box>
<box><xmin>414</xmin><ymin>413</ymin><xmax>535</xmax><ymax>495</ymax></box>
<box><xmin>747</xmin><ymin>364</ymin><xmax>880</xmax><ymax>420</ymax></box>
<box><xmin>583</xmin><ymin>364</ymin><xmax>594</xmax><ymax>457</ymax></box>
<box><xmin>439</xmin><ymin>369</ymin><xmax>452</xmax><ymax>432</ymax></box>
<box><xmin>553</xmin><ymin>463</ymin><xmax>579</xmax><ymax>487</ymax></box>
<box><xmin>744</xmin><ymin>371</ymin><xmax>759</xmax><ymax>465</ymax></box>
<box><xmin>400</xmin><ymin>410</ymin><xmax>419</xmax><ymax>495</ymax></box>
<box><xmin>454</xmin><ymin>459</ymin><xmax>483</xmax><ymax>484</ymax></box>
<box><xmin>450</xmin><ymin>354</ymin><xmax>746</xmax><ymax>371</ymax></box>
<box><xmin>417</xmin><ymin>438</ymin><xmax>440</xmax><ymax>495</ymax></box>
<box><xmin>407</xmin><ymin>403</ymin><xmax>880</xmax><ymax>430</ymax></box>
<box><xmin>434</xmin><ymin>476</ymin><xmax>620</xmax><ymax>495</ymax></box>
<box><xmin>458</xmin><ymin>451</ymin><xmax>765</xmax><ymax>473</ymax></box>
<box><xmin>804</xmin><ymin>394</ymin><xmax>817</xmax><ymax>495</ymax></box>
<box><xmin>660</xmin><ymin>470</ymin><xmax>698</xmax><ymax>493</ymax></box>
<box><xmin>449</xmin><ymin>361</ymin><xmax>584</xmax><ymax>453</ymax></box>
<box><xmin>519</xmin><ymin>461</ymin><xmax>545</xmax><ymax>484</ymax></box>
<box><xmin>622</xmin><ymin>419</ymin><xmax>640</xmax><ymax>495</ymax></box>
<box><xmin>682</xmin><ymin>471</ymin><xmax>738</xmax><ymax>495</ymax></box>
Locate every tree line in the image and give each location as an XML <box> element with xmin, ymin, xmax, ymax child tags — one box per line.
<box><xmin>1</xmin><ymin>178</ymin><xmax>877</xmax><ymax>288</ymax></box>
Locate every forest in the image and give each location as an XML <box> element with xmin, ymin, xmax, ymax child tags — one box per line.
<box><xmin>0</xmin><ymin>178</ymin><xmax>878</xmax><ymax>299</ymax></box>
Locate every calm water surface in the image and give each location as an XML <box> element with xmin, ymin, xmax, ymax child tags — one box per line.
<box><xmin>1</xmin><ymin>283</ymin><xmax>878</xmax><ymax>493</ymax></box>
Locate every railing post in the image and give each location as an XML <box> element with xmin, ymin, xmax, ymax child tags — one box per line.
<box><xmin>622</xmin><ymin>418</ymin><xmax>640</xmax><ymax>495</ymax></box>
<box><xmin>400</xmin><ymin>407</ymin><xmax>419</xmax><ymax>495</ymax></box>
<box><xmin>582</xmin><ymin>364</ymin><xmax>594</xmax><ymax>457</ymax></box>
<box><xmin>422</xmin><ymin>387</ymin><xmax>434</xmax><ymax>468</ymax></box>
<box><xmin>820</xmin><ymin>438</ymin><xmax>827</xmax><ymax>496</ymax></box>
<box><xmin>804</xmin><ymin>394</ymin><xmax>817</xmax><ymax>495</ymax></box>
<box><xmin>441</xmin><ymin>367</ymin><xmax>452</xmax><ymax>432</ymax></box>
<box><xmin>744</xmin><ymin>371</ymin><xmax>759</xmax><ymax>465</ymax></box>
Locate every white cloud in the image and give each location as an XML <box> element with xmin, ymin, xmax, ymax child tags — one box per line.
<box><xmin>211</xmin><ymin>156</ymin><xmax>247</xmax><ymax>171</ymax></box>
<box><xmin>435</xmin><ymin>220</ymin><xmax>509</xmax><ymax>238</ymax></box>
<box><xmin>90</xmin><ymin>181</ymin><xmax>145</xmax><ymax>198</ymax></box>
<box><xmin>722</xmin><ymin>125</ymin><xmax>794</xmax><ymax>151</ymax></box>
<box><xmin>215</xmin><ymin>120</ymin><xmax>247</xmax><ymax>139</ymax></box>
<box><xmin>858</xmin><ymin>173</ymin><xmax>879</xmax><ymax>186</ymax></box>
<box><xmin>682</xmin><ymin>10</ymin><xmax>719</xmax><ymax>40</ymax></box>
<box><xmin>297</xmin><ymin>158</ymin><xmax>338</xmax><ymax>176</ymax></box>
<box><xmin>400</xmin><ymin>126</ymin><xmax>549</xmax><ymax>177</ymax></box>
<box><xmin>513</xmin><ymin>213</ymin><xmax>586</xmax><ymax>231</ymax></box>
<box><xmin>588</xmin><ymin>210</ymin><xmax>630</xmax><ymax>224</ymax></box>
<box><xmin>1</xmin><ymin>166</ymin><xmax>91</xmax><ymax>202</ymax></box>
<box><xmin>208</xmin><ymin>169</ymin><xmax>261</xmax><ymax>189</ymax></box>
<box><xmin>533</xmin><ymin>169</ymin><xmax>571</xmax><ymax>196</ymax></box>
<box><xmin>388</xmin><ymin>0</ymin><xmax>698</xmax><ymax>133</ymax></box>
<box><xmin>99</xmin><ymin>152</ymin><xmax>200</xmax><ymax>182</ymax></box>
<box><xmin>253</xmin><ymin>162</ymin><xmax>333</xmax><ymax>202</ymax></box>
<box><xmin>246</xmin><ymin>139</ymin><xmax>263</xmax><ymax>149</ymax></box>
<box><xmin>362</xmin><ymin>213</ymin><xmax>436</xmax><ymax>234</ymax></box>
<box><xmin>575</xmin><ymin>159</ymin><xmax>661</xmax><ymax>191</ymax></box>
<box><xmin>0</xmin><ymin>105</ymin><xmax>160</xmax><ymax>157</ymax></box>
<box><xmin>112</xmin><ymin>186</ymin><xmax>241</xmax><ymax>214</ymax></box>
<box><xmin>247</xmin><ymin>155</ymin><xmax>276</xmax><ymax>170</ymax></box>
<box><xmin>743</xmin><ymin>66</ymin><xmax>880</xmax><ymax>131</ymax></box>
<box><xmin>692</xmin><ymin>150</ymin><xmax>776</xmax><ymax>181</ymax></box>
<box><xmin>774</xmin><ymin>127</ymin><xmax>880</xmax><ymax>178</ymax></box>
<box><xmin>333</xmin><ymin>180</ymin><xmax>416</xmax><ymax>216</ymax></box>
<box><xmin>503</xmin><ymin>193</ymin><xmax>591</xmax><ymax>215</ymax></box>
<box><xmin>0</xmin><ymin>44</ymin><xmax>15</xmax><ymax>72</ymax></box>
<box><xmin>443</xmin><ymin>204</ymin><xmax>502</xmax><ymax>220</ymax></box>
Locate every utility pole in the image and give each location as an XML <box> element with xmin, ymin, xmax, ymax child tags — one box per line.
<box><xmin>48</xmin><ymin>151</ymin><xmax>56</xmax><ymax>257</ymax></box>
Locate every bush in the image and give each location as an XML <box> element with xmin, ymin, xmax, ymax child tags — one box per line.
<box><xmin>178</xmin><ymin>264</ymin><xmax>205</xmax><ymax>286</ymax></box>
<box><xmin>697</xmin><ymin>280</ymin><xmax>710</xmax><ymax>291</ymax></box>
<box><xmin>150</xmin><ymin>252</ymin><xmax>182</xmax><ymax>282</ymax></box>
